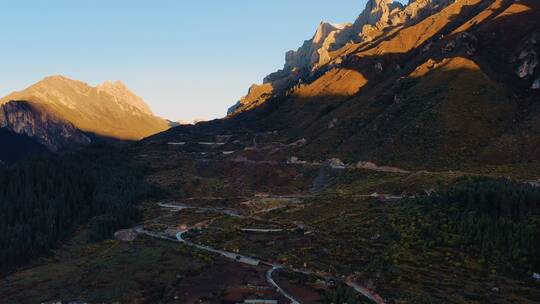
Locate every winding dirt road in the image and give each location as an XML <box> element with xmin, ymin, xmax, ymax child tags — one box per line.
<box><xmin>137</xmin><ymin>202</ymin><xmax>385</xmax><ymax>304</ymax></box>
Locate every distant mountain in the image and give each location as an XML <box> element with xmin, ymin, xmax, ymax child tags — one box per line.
<box><xmin>227</xmin><ymin>0</ymin><xmax>540</xmax><ymax>167</ymax></box>
<box><xmin>0</xmin><ymin>75</ymin><xmax>170</xmax><ymax>152</ymax></box>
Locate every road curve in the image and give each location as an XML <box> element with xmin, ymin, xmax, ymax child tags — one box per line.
<box><xmin>177</xmin><ymin>231</ymin><xmax>300</xmax><ymax>303</ymax></box>
<box><xmin>266</xmin><ymin>266</ymin><xmax>301</xmax><ymax>304</ymax></box>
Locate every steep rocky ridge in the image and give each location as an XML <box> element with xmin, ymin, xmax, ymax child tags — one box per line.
<box><xmin>230</xmin><ymin>0</ymin><xmax>456</xmax><ymax>116</ymax></box>
<box><xmin>221</xmin><ymin>0</ymin><xmax>540</xmax><ymax>168</ymax></box>
<box><xmin>280</xmin><ymin>0</ymin><xmax>455</xmax><ymax>74</ymax></box>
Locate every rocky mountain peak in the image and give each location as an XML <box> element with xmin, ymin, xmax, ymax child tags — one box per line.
<box><xmin>36</xmin><ymin>75</ymin><xmax>91</xmax><ymax>94</ymax></box>
<box><xmin>96</xmin><ymin>80</ymin><xmax>153</xmax><ymax>115</ymax></box>
<box><xmin>284</xmin><ymin>21</ymin><xmax>352</xmax><ymax>71</ymax></box>
<box><xmin>354</xmin><ymin>0</ymin><xmax>403</xmax><ymax>29</ymax></box>
<box><xmin>313</xmin><ymin>22</ymin><xmax>349</xmax><ymax>44</ymax></box>
<box><xmin>281</xmin><ymin>0</ymin><xmax>450</xmax><ymax>75</ymax></box>
<box><xmin>42</xmin><ymin>75</ymin><xmax>73</xmax><ymax>82</ymax></box>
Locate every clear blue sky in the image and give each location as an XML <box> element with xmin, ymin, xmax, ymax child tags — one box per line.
<box><xmin>0</xmin><ymin>0</ymin><xmax>377</xmax><ymax>122</ymax></box>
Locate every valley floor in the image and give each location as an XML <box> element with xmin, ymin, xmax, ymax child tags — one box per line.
<box><xmin>2</xmin><ymin>128</ymin><xmax>540</xmax><ymax>304</ymax></box>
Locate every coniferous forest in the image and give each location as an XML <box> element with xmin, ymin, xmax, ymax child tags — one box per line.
<box><xmin>394</xmin><ymin>177</ymin><xmax>540</xmax><ymax>274</ymax></box>
<box><xmin>0</xmin><ymin>144</ymin><xmax>152</xmax><ymax>272</ymax></box>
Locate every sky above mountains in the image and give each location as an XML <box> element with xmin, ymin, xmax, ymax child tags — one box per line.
<box><xmin>1</xmin><ymin>0</ymin><xmax>387</xmax><ymax>122</ymax></box>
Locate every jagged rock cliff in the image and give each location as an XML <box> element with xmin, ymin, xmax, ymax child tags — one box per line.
<box><xmin>0</xmin><ymin>101</ymin><xmax>90</xmax><ymax>151</ymax></box>
<box><xmin>284</xmin><ymin>0</ymin><xmax>453</xmax><ymax>72</ymax></box>
<box><xmin>284</xmin><ymin>22</ymin><xmax>352</xmax><ymax>72</ymax></box>
<box><xmin>230</xmin><ymin>0</ymin><xmax>455</xmax><ymax>116</ymax></box>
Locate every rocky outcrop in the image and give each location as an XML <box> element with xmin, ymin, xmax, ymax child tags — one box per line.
<box><xmin>512</xmin><ymin>32</ymin><xmax>540</xmax><ymax>88</ymax></box>
<box><xmin>326</xmin><ymin>158</ymin><xmax>346</xmax><ymax>170</ymax></box>
<box><xmin>114</xmin><ymin>229</ymin><xmax>138</xmax><ymax>242</ymax></box>
<box><xmin>284</xmin><ymin>22</ymin><xmax>352</xmax><ymax>72</ymax></box>
<box><xmin>0</xmin><ymin>101</ymin><xmax>91</xmax><ymax>151</ymax></box>
<box><xmin>516</xmin><ymin>50</ymin><xmax>538</xmax><ymax>78</ymax></box>
<box><xmin>533</xmin><ymin>77</ymin><xmax>540</xmax><ymax>89</ymax></box>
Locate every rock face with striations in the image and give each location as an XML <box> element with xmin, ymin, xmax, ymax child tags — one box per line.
<box><xmin>0</xmin><ymin>101</ymin><xmax>90</xmax><ymax>151</ymax></box>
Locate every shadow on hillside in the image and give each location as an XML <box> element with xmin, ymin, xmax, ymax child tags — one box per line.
<box><xmin>144</xmin><ymin>0</ymin><xmax>539</xmax><ymax>169</ymax></box>
<box><xmin>214</xmin><ymin>0</ymin><xmax>538</xmax><ymax>168</ymax></box>
<box><xmin>0</xmin><ymin>128</ymin><xmax>49</xmax><ymax>165</ymax></box>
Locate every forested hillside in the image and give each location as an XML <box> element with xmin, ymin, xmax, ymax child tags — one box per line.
<box><xmin>393</xmin><ymin>177</ymin><xmax>540</xmax><ymax>274</ymax></box>
<box><xmin>0</xmin><ymin>128</ymin><xmax>48</xmax><ymax>165</ymax></box>
<box><xmin>0</xmin><ymin>144</ymin><xmax>153</xmax><ymax>272</ymax></box>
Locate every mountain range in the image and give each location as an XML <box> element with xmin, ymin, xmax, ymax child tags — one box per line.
<box><xmin>0</xmin><ymin>76</ymin><xmax>170</xmax><ymax>161</ymax></box>
<box><xmin>6</xmin><ymin>0</ymin><xmax>539</xmax><ymax>168</ymax></box>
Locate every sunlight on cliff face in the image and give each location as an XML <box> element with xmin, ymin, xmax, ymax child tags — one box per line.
<box><xmin>294</xmin><ymin>68</ymin><xmax>367</xmax><ymax>98</ymax></box>
<box><xmin>495</xmin><ymin>3</ymin><xmax>532</xmax><ymax>20</ymax></box>
<box><xmin>409</xmin><ymin>57</ymin><xmax>481</xmax><ymax>78</ymax></box>
<box><xmin>452</xmin><ymin>0</ymin><xmax>507</xmax><ymax>34</ymax></box>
